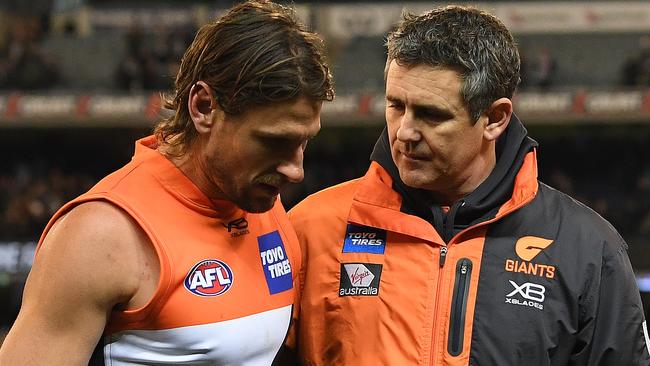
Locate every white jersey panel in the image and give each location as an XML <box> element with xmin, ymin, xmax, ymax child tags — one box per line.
<box><xmin>103</xmin><ymin>305</ymin><xmax>291</xmax><ymax>365</ymax></box>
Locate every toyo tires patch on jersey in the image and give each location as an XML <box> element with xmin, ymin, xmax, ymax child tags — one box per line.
<box><xmin>258</xmin><ymin>230</ymin><xmax>293</xmax><ymax>295</ymax></box>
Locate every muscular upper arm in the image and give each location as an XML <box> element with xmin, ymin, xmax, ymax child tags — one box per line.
<box><xmin>0</xmin><ymin>201</ymin><xmax>154</xmax><ymax>365</ymax></box>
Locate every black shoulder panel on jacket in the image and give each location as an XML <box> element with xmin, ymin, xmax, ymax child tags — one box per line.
<box><xmin>470</xmin><ymin>182</ymin><xmax>647</xmax><ymax>365</ymax></box>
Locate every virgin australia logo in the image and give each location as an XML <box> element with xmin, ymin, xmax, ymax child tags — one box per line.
<box><xmin>339</xmin><ymin>263</ymin><xmax>382</xmax><ymax>297</ymax></box>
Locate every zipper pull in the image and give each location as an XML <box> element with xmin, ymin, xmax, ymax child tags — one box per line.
<box><xmin>439</xmin><ymin>246</ymin><xmax>448</xmax><ymax>267</ymax></box>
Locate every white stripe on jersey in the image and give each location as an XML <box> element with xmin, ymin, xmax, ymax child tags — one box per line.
<box><xmin>104</xmin><ymin>305</ymin><xmax>291</xmax><ymax>365</ymax></box>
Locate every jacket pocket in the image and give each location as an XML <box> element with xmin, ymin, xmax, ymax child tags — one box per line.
<box><xmin>448</xmin><ymin>258</ymin><xmax>473</xmax><ymax>356</ymax></box>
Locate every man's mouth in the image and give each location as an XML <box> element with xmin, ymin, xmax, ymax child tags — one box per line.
<box><xmin>258</xmin><ymin>182</ymin><xmax>280</xmax><ymax>194</ymax></box>
<box><xmin>401</xmin><ymin>151</ymin><xmax>427</xmax><ymax>161</ymax></box>
<box><xmin>254</xmin><ymin>176</ymin><xmax>284</xmax><ymax>195</ymax></box>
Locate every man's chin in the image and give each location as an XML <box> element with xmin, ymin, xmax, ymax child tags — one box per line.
<box><xmin>399</xmin><ymin>171</ymin><xmax>434</xmax><ymax>190</ymax></box>
<box><xmin>237</xmin><ymin>196</ymin><xmax>277</xmax><ymax>213</ymax></box>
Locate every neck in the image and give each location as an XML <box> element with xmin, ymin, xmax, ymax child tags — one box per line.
<box><xmin>158</xmin><ymin>142</ymin><xmax>226</xmax><ymax>202</ymax></box>
<box><xmin>432</xmin><ymin>145</ymin><xmax>496</xmax><ymax>206</ymax></box>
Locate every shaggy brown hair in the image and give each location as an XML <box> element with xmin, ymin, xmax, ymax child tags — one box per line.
<box><xmin>155</xmin><ymin>0</ymin><xmax>334</xmax><ymax>155</ymax></box>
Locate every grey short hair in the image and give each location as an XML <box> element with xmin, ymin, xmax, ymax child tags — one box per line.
<box><xmin>386</xmin><ymin>5</ymin><xmax>520</xmax><ymax>122</ymax></box>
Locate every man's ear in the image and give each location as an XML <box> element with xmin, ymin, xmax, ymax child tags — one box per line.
<box><xmin>483</xmin><ymin>97</ymin><xmax>513</xmax><ymax>141</ymax></box>
<box><xmin>188</xmin><ymin>81</ymin><xmax>219</xmax><ymax>134</ymax></box>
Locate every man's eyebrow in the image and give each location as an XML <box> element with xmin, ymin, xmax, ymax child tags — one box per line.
<box><xmin>386</xmin><ymin>95</ymin><xmax>402</xmax><ymax>103</ymax></box>
<box><xmin>386</xmin><ymin>95</ymin><xmax>453</xmax><ymax>116</ymax></box>
<box><xmin>255</xmin><ymin>129</ymin><xmax>316</xmax><ymax>140</ymax></box>
<box><xmin>413</xmin><ymin>104</ymin><xmax>452</xmax><ymax>116</ymax></box>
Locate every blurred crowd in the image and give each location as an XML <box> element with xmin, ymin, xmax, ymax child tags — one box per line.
<box><xmin>0</xmin><ymin>7</ymin><xmax>195</xmax><ymax>91</ymax></box>
<box><xmin>0</xmin><ymin>162</ymin><xmax>94</xmax><ymax>240</ymax></box>
<box><xmin>621</xmin><ymin>35</ymin><xmax>650</xmax><ymax>87</ymax></box>
<box><xmin>114</xmin><ymin>24</ymin><xmax>195</xmax><ymax>92</ymax></box>
<box><xmin>543</xmin><ymin>166</ymin><xmax>650</xmax><ymax>241</ymax></box>
<box><xmin>0</xmin><ymin>15</ymin><xmax>59</xmax><ymax>90</ymax></box>
<box><xmin>3</xmin><ymin>6</ymin><xmax>650</xmax><ymax>92</ymax></box>
<box><xmin>535</xmin><ymin>132</ymin><xmax>650</xmax><ymax>243</ymax></box>
<box><xmin>1</xmin><ymin>138</ymin><xmax>650</xmax><ymax>244</ymax></box>
<box><xmin>519</xmin><ymin>46</ymin><xmax>558</xmax><ymax>90</ymax></box>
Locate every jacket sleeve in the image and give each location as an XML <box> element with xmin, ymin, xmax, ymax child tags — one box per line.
<box><xmin>572</xmin><ymin>240</ymin><xmax>650</xmax><ymax>366</ymax></box>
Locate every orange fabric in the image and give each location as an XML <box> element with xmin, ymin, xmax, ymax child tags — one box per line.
<box><xmin>349</xmin><ymin>162</ymin><xmax>445</xmax><ymax>246</ymax></box>
<box><xmin>496</xmin><ymin>150</ymin><xmax>539</xmax><ymax>218</ymax></box>
<box><xmin>38</xmin><ymin>136</ymin><xmax>300</xmax><ymax>333</ymax></box>
<box><xmin>436</xmin><ymin>228</ymin><xmax>486</xmax><ymax>366</ymax></box>
<box><xmin>288</xmin><ymin>152</ymin><xmax>538</xmax><ymax>365</ymax></box>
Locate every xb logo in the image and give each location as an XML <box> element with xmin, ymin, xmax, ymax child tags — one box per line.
<box><xmin>507</xmin><ymin>280</ymin><xmax>545</xmax><ymax>302</ymax></box>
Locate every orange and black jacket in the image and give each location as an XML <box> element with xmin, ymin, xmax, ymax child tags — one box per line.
<box><xmin>287</xmin><ymin>116</ymin><xmax>650</xmax><ymax>365</ymax></box>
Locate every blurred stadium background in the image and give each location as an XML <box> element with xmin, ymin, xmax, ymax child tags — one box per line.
<box><xmin>1</xmin><ymin>0</ymin><xmax>650</xmax><ymax>345</ymax></box>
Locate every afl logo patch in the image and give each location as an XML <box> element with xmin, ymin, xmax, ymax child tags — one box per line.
<box><xmin>184</xmin><ymin>259</ymin><xmax>234</xmax><ymax>297</ymax></box>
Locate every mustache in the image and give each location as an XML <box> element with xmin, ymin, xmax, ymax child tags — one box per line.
<box><xmin>396</xmin><ymin>144</ymin><xmax>429</xmax><ymax>159</ymax></box>
<box><xmin>254</xmin><ymin>174</ymin><xmax>286</xmax><ymax>187</ymax></box>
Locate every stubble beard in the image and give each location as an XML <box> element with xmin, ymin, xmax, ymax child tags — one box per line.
<box><xmin>218</xmin><ymin>178</ymin><xmax>276</xmax><ymax>213</ymax></box>
<box><xmin>224</xmin><ymin>176</ymin><xmax>282</xmax><ymax>214</ymax></box>
<box><xmin>238</xmin><ymin>189</ymin><xmax>276</xmax><ymax>213</ymax></box>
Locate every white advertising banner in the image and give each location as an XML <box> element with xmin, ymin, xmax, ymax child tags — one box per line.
<box><xmin>321</xmin><ymin>2</ymin><xmax>650</xmax><ymax>39</ymax></box>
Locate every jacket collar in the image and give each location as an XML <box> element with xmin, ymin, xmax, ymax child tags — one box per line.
<box><xmin>351</xmin><ymin>114</ymin><xmax>539</xmax><ymax>243</ymax></box>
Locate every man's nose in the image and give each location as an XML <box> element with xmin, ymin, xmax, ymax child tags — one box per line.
<box><xmin>276</xmin><ymin>148</ymin><xmax>305</xmax><ymax>184</ymax></box>
<box><xmin>396</xmin><ymin>111</ymin><xmax>421</xmax><ymax>143</ymax></box>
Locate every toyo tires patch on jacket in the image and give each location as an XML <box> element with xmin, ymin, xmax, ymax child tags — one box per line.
<box><xmin>342</xmin><ymin>224</ymin><xmax>387</xmax><ymax>254</ymax></box>
<box><xmin>339</xmin><ymin>263</ymin><xmax>382</xmax><ymax>296</ymax></box>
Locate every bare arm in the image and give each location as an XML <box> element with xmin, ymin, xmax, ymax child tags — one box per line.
<box><xmin>0</xmin><ymin>201</ymin><xmax>157</xmax><ymax>365</ymax></box>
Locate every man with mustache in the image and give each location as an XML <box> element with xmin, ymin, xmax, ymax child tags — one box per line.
<box><xmin>285</xmin><ymin>5</ymin><xmax>649</xmax><ymax>365</ymax></box>
<box><xmin>0</xmin><ymin>1</ymin><xmax>333</xmax><ymax>365</ymax></box>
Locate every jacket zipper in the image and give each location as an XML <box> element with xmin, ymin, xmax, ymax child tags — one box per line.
<box><xmin>429</xmin><ymin>205</ymin><xmax>528</xmax><ymax>364</ymax></box>
<box><xmin>427</xmin><ymin>179</ymin><xmax>534</xmax><ymax>364</ymax></box>
<box><xmin>430</xmin><ymin>245</ymin><xmax>447</xmax><ymax>366</ymax></box>
<box><xmin>429</xmin><ymin>201</ymin><xmax>460</xmax><ymax>364</ymax></box>
<box><xmin>448</xmin><ymin>258</ymin><xmax>473</xmax><ymax>356</ymax></box>
<box><xmin>439</xmin><ymin>246</ymin><xmax>448</xmax><ymax>267</ymax></box>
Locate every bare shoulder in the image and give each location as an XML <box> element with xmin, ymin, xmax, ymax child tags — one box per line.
<box><xmin>34</xmin><ymin>200</ymin><xmax>157</xmax><ymax>309</ymax></box>
<box><xmin>0</xmin><ymin>200</ymin><xmax>158</xmax><ymax>364</ymax></box>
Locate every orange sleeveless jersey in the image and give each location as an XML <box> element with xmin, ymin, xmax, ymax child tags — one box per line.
<box><xmin>38</xmin><ymin>136</ymin><xmax>300</xmax><ymax>365</ymax></box>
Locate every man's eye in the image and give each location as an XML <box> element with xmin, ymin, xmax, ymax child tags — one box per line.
<box><xmin>420</xmin><ymin>110</ymin><xmax>440</xmax><ymax>119</ymax></box>
<box><xmin>416</xmin><ymin>108</ymin><xmax>449</xmax><ymax>122</ymax></box>
<box><xmin>265</xmin><ymin>138</ymin><xmax>288</xmax><ymax>148</ymax></box>
<box><xmin>262</xmin><ymin>137</ymin><xmax>305</xmax><ymax>152</ymax></box>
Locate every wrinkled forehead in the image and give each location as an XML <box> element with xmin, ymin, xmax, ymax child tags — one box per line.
<box><xmin>246</xmin><ymin>97</ymin><xmax>322</xmax><ymax>137</ymax></box>
<box><xmin>386</xmin><ymin>62</ymin><xmax>463</xmax><ymax>100</ymax></box>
